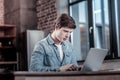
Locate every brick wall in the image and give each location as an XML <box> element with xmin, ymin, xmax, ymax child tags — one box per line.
<box><xmin>0</xmin><ymin>0</ymin><xmax>4</xmax><ymax>24</ymax></box>
<box><xmin>36</xmin><ymin>0</ymin><xmax>57</xmax><ymax>31</ymax></box>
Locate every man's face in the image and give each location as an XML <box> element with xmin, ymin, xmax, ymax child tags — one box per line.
<box><xmin>55</xmin><ymin>27</ymin><xmax>74</xmax><ymax>43</ymax></box>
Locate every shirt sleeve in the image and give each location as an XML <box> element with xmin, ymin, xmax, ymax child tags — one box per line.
<box><xmin>71</xmin><ymin>46</ymin><xmax>78</xmax><ymax>66</ymax></box>
<box><xmin>29</xmin><ymin>43</ymin><xmax>59</xmax><ymax>72</ymax></box>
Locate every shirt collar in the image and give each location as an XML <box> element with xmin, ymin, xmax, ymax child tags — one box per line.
<box><xmin>47</xmin><ymin>34</ymin><xmax>55</xmax><ymax>45</ymax></box>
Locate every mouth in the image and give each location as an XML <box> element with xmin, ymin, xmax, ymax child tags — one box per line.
<box><xmin>63</xmin><ymin>38</ymin><xmax>67</xmax><ymax>41</ymax></box>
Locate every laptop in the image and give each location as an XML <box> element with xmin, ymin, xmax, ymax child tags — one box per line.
<box><xmin>80</xmin><ymin>48</ymin><xmax>108</xmax><ymax>71</ymax></box>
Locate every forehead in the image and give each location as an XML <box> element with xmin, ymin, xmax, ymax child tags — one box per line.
<box><xmin>60</xmin><ymin>27</ymin><xmax>74</xmax><ymax>32</ymax></box>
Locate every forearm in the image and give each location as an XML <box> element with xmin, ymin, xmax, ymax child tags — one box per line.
<box><xmin>29</xmin><ymin>64</ymin><xmax>60</xmax><ymax>72</ymax></box>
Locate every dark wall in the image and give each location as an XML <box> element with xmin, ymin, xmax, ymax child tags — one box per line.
<box><xmin>4</xmin><ymin>0</ymin><xmax>61</xmax><ymax>71</ymax></box>
<box><xmin>4</xmin><ymin>0</ymin><xmax>37</xmax><ymax>71</ymax></box>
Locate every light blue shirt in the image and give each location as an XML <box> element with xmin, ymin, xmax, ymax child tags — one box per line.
<box><xmin>29</xmin><ymin>34</ymin><xmax>78</xmax><ymax>72</ymax></box>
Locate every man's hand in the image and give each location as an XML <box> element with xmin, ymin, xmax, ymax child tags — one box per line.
<box><xmin>59</xmin><ymin>64</ymin><xmax>77</xmax><ymax>72</ymax></box>
<box><xmin>76</xmin><ymin>65</ymin><xmax>83</xmax><ymax>71</ymax></box>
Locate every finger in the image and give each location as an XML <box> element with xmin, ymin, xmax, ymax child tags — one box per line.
<box><xmin>69</xmin><ymin>65</ymin><xmax>77</xmax><ymax>71</ymax></box>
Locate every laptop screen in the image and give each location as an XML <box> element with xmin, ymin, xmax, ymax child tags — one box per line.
<box><xmin>80</xmin><ymin>48</ymin><xmax>108</xmax><ymax>71</ymax></box>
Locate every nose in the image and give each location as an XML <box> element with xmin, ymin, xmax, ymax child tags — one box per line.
<box><xmin>65</xmin><ymin>33</ymin><xmax>71</xmax><ymax>38</ymax></box>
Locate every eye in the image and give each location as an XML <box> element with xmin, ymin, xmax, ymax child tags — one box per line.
<box><xmin>63</xmin><ymin>30</ymin><xmax>68</xmax><ymax>33</ymax></box>
<box><xmin>69</xmin><ymin>31</ymin><xmax>72</xmax><ymax>33</ymax></box>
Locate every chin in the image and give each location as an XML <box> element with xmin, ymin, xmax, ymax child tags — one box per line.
<box><xmin>60</xmin><ymin>40</ymin><xmax>64</xmax><ymax>43</ymax></box>
<box><xmin>62</xmin><ymin>40</ymin><xmax>66</xmax><ymax>42</ymax></box>
<box><xmin>60</xmin><ymin>39</ymin><xmax>66</xmax><ymax>43</ymax></box>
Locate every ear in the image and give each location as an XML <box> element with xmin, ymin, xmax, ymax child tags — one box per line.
<box><xmin>55</xmin><ymin>24</ymin><xmax>60</xmax><ymax>30</ymax></box>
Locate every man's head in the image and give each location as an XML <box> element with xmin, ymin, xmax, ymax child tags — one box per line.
<box><xmin>54</xmin><ymin>13</ymin><xmax>76</xmax><ymax>29</ymax></box>
<box><xmin>52</xmin><ymin>13</ymin><xmax>76</xmax><ymax>44</ymax></box>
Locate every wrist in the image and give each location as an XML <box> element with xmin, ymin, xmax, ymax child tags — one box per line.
<box><xmin>56</xmin><ymin>68</ymin><xmax>61</xmax><ymax>72</ymax></box>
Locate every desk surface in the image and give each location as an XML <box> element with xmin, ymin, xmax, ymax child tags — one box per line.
<box><xmin>14</xmin><ymin>70</ymin><xmax>120</xmax><ymax>76</ymax></box>
<box><xmin>14</xmin><ymin>71</ymin><xmax>120</xmax><ymax>80</ymax></box>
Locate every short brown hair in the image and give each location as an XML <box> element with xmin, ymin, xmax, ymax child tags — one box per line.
<box><xmin>54</xmin><ymin>13</ymin><xmax>76</xmax><ymax>29</ymax></box>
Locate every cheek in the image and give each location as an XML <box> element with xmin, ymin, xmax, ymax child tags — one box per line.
<box><xmin>58</xmin><ymin>33</ymin><xmax>64</xmax><ymax>39</ymax></box>
<box><xmin>58</xmin><ymin>33</ymin><xmax>65</xmax><ymax>40</ymax></box>
<box><xmin>58</xmin><ymin>31</ymin><xmax>64</xmax><ymax>36</ymax></box>
<box><xmin>56</xmin><ymin>32</ymin><xmax>62</xmax><ymax>38</ymax></box>
<box><xmin>60</xmin><ymin>32</ymin><xmax>66</xmax><ymax>37</ymax></box>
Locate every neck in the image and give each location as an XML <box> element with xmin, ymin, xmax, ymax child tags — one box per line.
<box><xmin>51</xmin><ymin>31</ymin><xmax>62</xmax><ymax>45</ymax></box>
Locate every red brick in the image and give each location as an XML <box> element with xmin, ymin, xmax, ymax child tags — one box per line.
<box><xmin>36</xmin><ymin>0</ymin><xmax>57</xmax><ymax>31</ymax></box>
<box><xmin>0</xmin><ymin>0</ymin><xmax>4</xmax><ymax>24</ymax></box>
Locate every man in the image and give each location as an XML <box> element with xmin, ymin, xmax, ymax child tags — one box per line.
<box><xmin>29</xmin><ymin>13</ymin><xmax>79</xmax><ymax>72</ymax></box>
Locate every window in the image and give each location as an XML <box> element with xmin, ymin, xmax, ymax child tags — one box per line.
<box><xmin>69</xmin><ymin>0</ymin><xmax>89</xmax><ymax>60</ymax></box>
<box><xmin>69</xmin><ymin>0</ymin><xmax>120</xmax><ymax>60</ymax></box>
<box><xmin>92</xmin><ymin>0</ymin><xmax>110</xmax><ymax>49</ymax></box>
<box><xmin>115</xmin><ymin>0</ymin><xmax>120</xmax><ymax>57</ymax></box>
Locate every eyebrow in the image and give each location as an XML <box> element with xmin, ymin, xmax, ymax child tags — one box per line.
<box><xmin>63</xmin><ymin>29</ymin><xmax>73</xmax><ymax>33</ymax></box>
